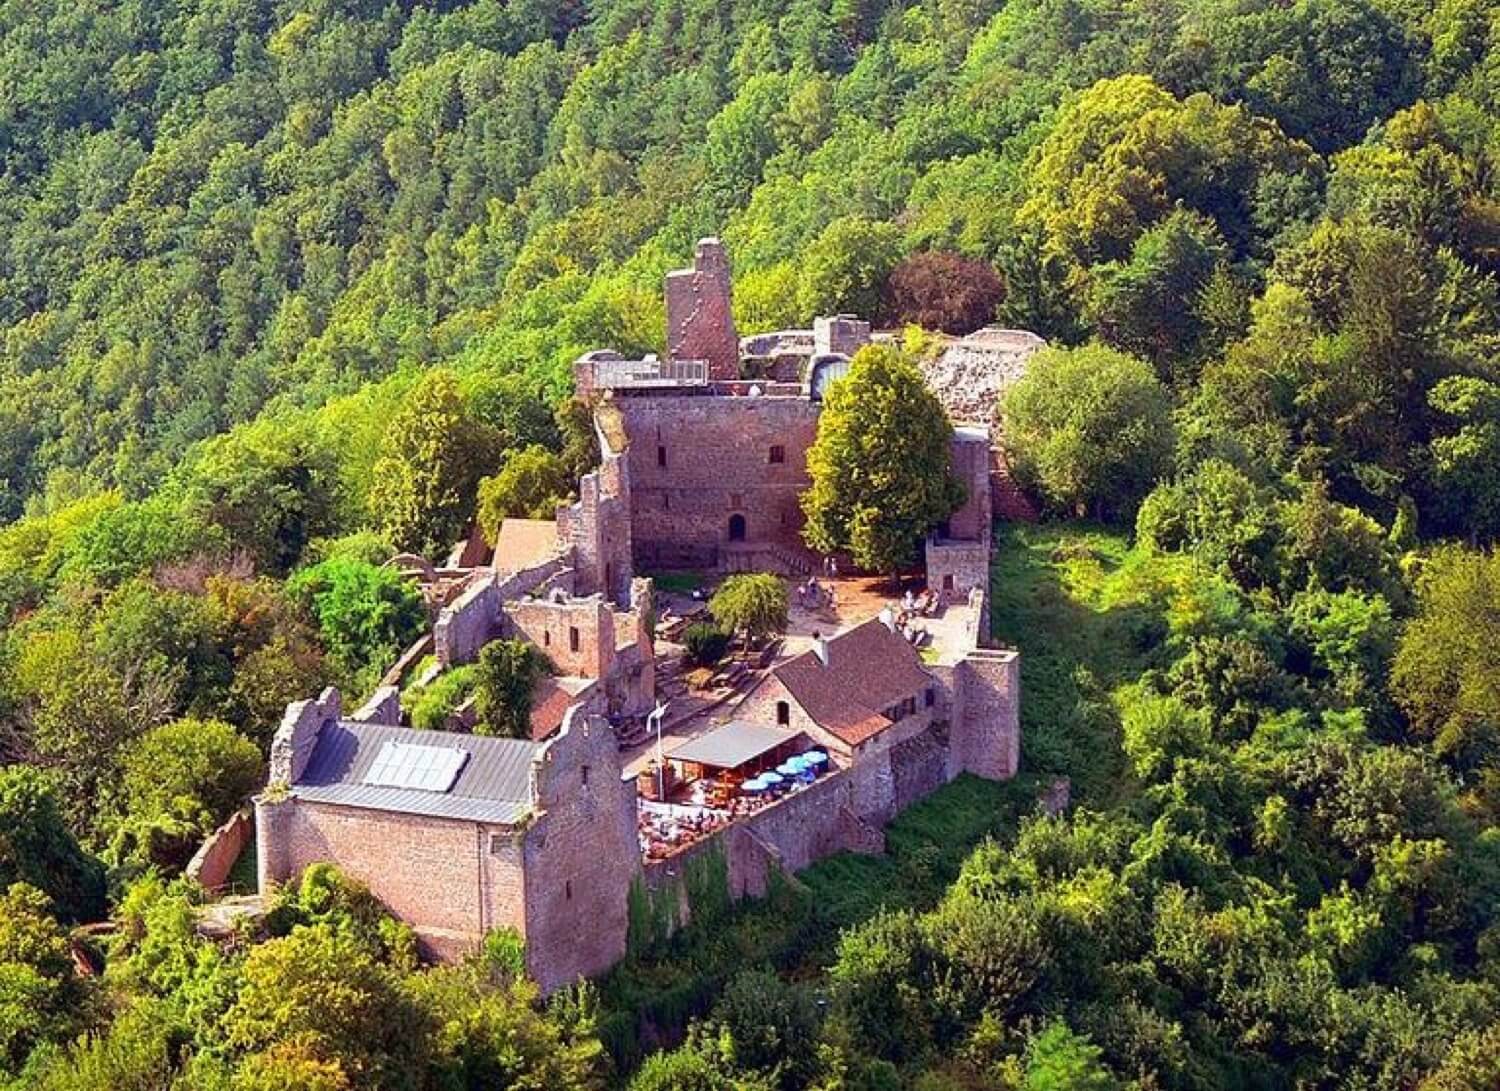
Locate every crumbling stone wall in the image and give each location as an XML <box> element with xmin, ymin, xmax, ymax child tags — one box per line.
<box><xmin>665</xmin><ymin>238</ymin><xmax>739</xmax><ymax>381</ymax></box>
<box><xmin>946</xmin><ymin>428</ymin><xmax>994</xmax><ymax>541</ymax></box>
<box><xmin>611</xmin><ymin>394</ymin><xmax>820</xmax><ymax>570</ymax></box>
<box><xmin>521</xmin><ymin>712</ymin><xmax>641</xmax><ymax>992</ymax></box>
<box><xmin>813</xmin><ymin>315</ymin><xmax>871</xmax><ymax>358</ymax></box>
<box><xmin>559</xmin><ymin>446</ymin><xmax>633</xmax><ymax>605</ymax></box>
<box><xmin>268</xmin><ymin>687</ymin><xmax>340</xmax><ymax>784</ymax></box>
<box><xmin>186</xmin><ymin>807</ymin><xmax>253</xmax><ymax>891</ymax></box>
<box><xmin>433</xmin><ymin>556</ymin><xmax>573</xmax><ymax>668</ymax></box>
<box><xmin>502</xmin><ymin>595</ymin><xmax>614</xmax><ymax>679</ymax></box>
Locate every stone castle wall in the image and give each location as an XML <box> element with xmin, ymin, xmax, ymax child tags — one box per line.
<box><xmin>502</xmin><ymin>596</ymin><xmax>615</xmax><ymax>678</ymax></box>
<box><xmin>522</xmin><ymin>713</ymin><xmax>642</xmax><ymax>991</ymax></box>
<box><xmin>926</xmin><ymin>539</ymin><xmax>990</xmax><ymax>602</ymax></box>
<box><xmin>257</xmin><ymin>795</ymin><xmax>526</xmax><ymax>958</ymax></box>
<box><xmin>665</xmin><ymin>238</ymin><xmax>739</xmax><ymax>381</ymax></box>
<box><xmin>559</xmin><ymin>446</ymin><xmax>633</xmax><ymax>605</ymax></box>
<box><xmin>612</xmin><ymin>394</ymin><xmax>820</xmax><ymax>570</ymax></box>
<box><xmin>643</xmin><ymin>767</ymin><xmax>883</xmax><ymax>910</ymax></box>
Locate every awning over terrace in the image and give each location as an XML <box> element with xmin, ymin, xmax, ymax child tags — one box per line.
<box><xmin>666</xmin><ymin>720</ymin><xmax>798</xmax><ymax>771</ymax></box>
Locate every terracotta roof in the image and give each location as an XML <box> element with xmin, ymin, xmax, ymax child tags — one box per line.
<box><xmin>493</xmin><ymin>518</ymin><xmax>561</xmax><ymax>572</ymax></box>
<box><xmin>771</xmin><ymin>618</ymin><xmax>933</xmax><ymax>746</ymax></box>
<box><xmin>529</xmin><ymin>676</ymin><xmax>597</xmax><ymax>741</ymax></box>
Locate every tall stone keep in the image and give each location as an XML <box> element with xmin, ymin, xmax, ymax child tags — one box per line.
<box><xmin>666</xmin><ymin>238</ymin><xmax>739</xmax><ymax>381</ymax></box>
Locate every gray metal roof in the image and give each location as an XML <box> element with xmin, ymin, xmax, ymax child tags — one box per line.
<box><xmin>292</xmin><ymin>721</ymin><xmax>541</xmax><ymax>825</ymax></box>
<box><xmin>667</xmin><ymin>720</ymin><xmax>798</xmax><ymax>770</ymax></box>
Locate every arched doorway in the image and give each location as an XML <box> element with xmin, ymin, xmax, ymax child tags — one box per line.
<box><xmin>728</xmin><ymin>513</ymin><xmax>747</xmax><ymax>542</ymax></box>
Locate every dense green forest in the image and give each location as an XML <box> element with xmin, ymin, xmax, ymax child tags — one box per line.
<box><xmin>0</xmin><ymin>0</ymin><xmax>1499</xmax><ymax>1086</ymax></box>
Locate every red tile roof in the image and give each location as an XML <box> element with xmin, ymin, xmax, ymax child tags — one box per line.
<box><xmin>772</xmin><ymin>618</ymin><xmax>933</xmax><ymax>746</ymax></box>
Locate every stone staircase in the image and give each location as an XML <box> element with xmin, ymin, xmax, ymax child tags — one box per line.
<box><xmin>719</xmin><ymin>541</ymin><xmax>815</xmax><ymax>579</ymax></box>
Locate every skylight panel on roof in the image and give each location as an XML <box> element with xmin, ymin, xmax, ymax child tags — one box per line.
<box><xmin>362</xmin><ymin>741</ymin><xmax>469</xmax><ymax>793</ymax></box>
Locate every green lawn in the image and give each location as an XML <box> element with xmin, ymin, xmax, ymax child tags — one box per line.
<box><xmin>644</xmin><ymin>570</ymin><xmax>708</xmax><ymax>595</ymax></box>
<box><xmin>989</xmin><ymin>522</ymin><xmax>1170</xmax><ymax>805</ymax></box>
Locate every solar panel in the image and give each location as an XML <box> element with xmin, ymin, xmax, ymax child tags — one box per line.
<box><xmin>362</xmin><ymin>741</ymin><xmax>469</xmax><ymax>793</ymax></box>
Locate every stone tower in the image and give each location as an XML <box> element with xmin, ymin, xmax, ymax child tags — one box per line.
<box><xmin>665</xmin><ymin>238</ymin><xmax>739</xmax><ymax>381</ymax></box>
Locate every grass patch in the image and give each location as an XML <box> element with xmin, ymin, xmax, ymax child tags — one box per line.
<box><xmin>226</xmin><ymin>827</ymin><xmax>258</xmax><ymax>895</ymax></box>
<box><xmin>990</xmin><ymin>522</ymin><xmax>1170</xmax><ymax>805</ymax></box>
<box><xmin>645</xmin><ymin>570</ymin><xmax>708</xmax><ymax>595</ymax></box>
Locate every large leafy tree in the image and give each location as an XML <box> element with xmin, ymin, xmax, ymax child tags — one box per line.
<box><xmin>1001</xmin><ymin>344</ymin><xmax>1174</xmax><ymax>521</ymax></box>
<box><xmin>801</xmin><ymin>345</ymin><xmax>963</xmax><ymax>575</ymax></box>
<box><xmin>473</xmin><ymin>639</ymin><xmax>552</xmax><ymax>740</ymax></box>
<box><xmin>111</xmin><ymin>717</ymin><xmax>264</xmax><ymax>870</ymax></box>
<box><xmin>708</xmin><ymin>574</ymin><xmax>788</xmax><ymax>648</ymax></box>
<box><xmin>0</xmin><ymin>768</ymin><xmax>105</xmax><ymax>922</ymax></box>
<box><xmin>1389</xmin><ymin>548</ymin><xmax>1500</xmax><ymax>779</ymax></box>
<box><xmin>368</xmin><ymin>370</ymin><xmax>501</xmax><ymax>558</ymax></box>
<box><xmin>476</xmin><ymin>445</ymin><xmax>572</xmax><ymax>540</ymax></box>
<box><xmin>286</xmin><ymin>558</ymin><xmax>426</xmax><ymax>686</ymax></box>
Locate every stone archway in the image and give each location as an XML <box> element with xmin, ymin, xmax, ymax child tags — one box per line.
<box><xmin>728</xmin><ymin>513</ymin><xmax>747</xmax><ymax>542</ymax></box>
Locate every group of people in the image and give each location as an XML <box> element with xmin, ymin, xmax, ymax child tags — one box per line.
<box><xmin>793</xmin><ymin>577</ymin><xmax>835</xmax><ymax>610</ymax></box>
<box><xmin>638</xmin><ymin>792</ymin><xmax>776</xmax><ymax>860</ymax></box>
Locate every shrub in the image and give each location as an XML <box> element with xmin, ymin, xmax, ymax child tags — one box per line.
<box><xmin>404</xmin><ymin>666</ymin><xmax>478</xmax><ymax>731</ymax></box>
<box><xmin>682</xmin><ymin>623</ymin><xmax>731</xmax><ymax>667</ymax></box>
<box><xmin>881</xmin><ymin>251</ymin><xmax>1004</xmax><ymax>334</ymax></box>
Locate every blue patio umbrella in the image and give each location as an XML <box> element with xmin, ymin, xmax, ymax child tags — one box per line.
<box><xmin>805</xmin><ymin>751</ymin><xmax>829</xmax><ymax>766</ymax></box>
<box><xmin>741</xmin><ymin>776</ymin><xmax>766</xmax><ymax>793</ymax></box>
<box><xmin>762</xmin><ymin>771</ymin><xmax>785</xmax><ymax>786</ymax></box>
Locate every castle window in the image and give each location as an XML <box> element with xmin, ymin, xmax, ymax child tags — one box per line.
<box><xmin>581</xmin><ymin>764</ymin><xmax>590</xmax><ymax>787</ymax></box>
<box><xmin>565</xmin><ymin>880</ymin><xmax>573</xmax><ymax>901</ymax></box>
<box><xmin>543</xmin><ymin>631</ymin><xmax>551</xmax><ymax>647</ymax></box>
<box><xmin>657</xmin><ymin>445</ymin><xmax>667</xmax><ymax>468</ymax></box>
<box><xmin>489</xmin><ymin>833</ymin><xmax>506</xmax><ymax>855</ymax></box>
<box><xmin>569</xmin><ymin>626</ymin><xmax>581</xmax><ymax>653</ymax></box>
<box><xmin>776</xmin><ymin>700</ymin><xmax>790</xmax><ymax>726</ymax></box>
<box><xmin>942</xmin><ymin>574</ymin><xmax>954</xmax><ymax>591</ymax></box>
<box><xmin>925</xmin><ymin>687</ymin><xmax>935</xmax><ymax>708</ymax></box>
<box><xmin>769</xmin><ymin>445</ymin><xmax>785</xmax><ymax>464</ymax></box>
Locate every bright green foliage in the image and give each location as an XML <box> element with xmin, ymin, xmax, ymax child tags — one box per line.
<box><xmin>112</xmin><ymin>718</ymin><xmax>263</xmax><ymax>871</ymax></box>
<box><xmin>1084</xmin><ymin>209</ymin><xmax>1231</xmax><ymax>381</ymax></box>
<box><xmin>367</xmin><ymin>369</ymin><xmax>501</xmax><ymax>557</ymax></box>
<box><xmin>708</xmin><ymin>574</ymin><xmax>787</xmax><ymax>648</ymax></box>
<box><xmin>1390</xmin><ymin>549</ymin><xmax>1500</xmax><ymax>778</ymax></box>
<box><xmin>682</xmin><ymin>622</ymin><xmax>731</xmax><ymax>667</ymax></box>
<box><xmin>219</xmin><ymin>923</ymin><xmax>432</xmax><ymax>1087</ymax></box>
<box><xmin>801</xmin><ymin>346</ymin><xmax>963</xmax><ymax>574</ymax></box>
<box><xmin>1002</xmin><ymin>344</ymin><xmax>1174</xmax><ymax>521</ymax></box>
<box><xmin>1427</xmin><ymin>376</ymin><xmax>1500</xmax><ymax>541</ymax></box>
<box><xmin>472</xmin><ymin>638</ymin><xmax>552</xmax><ymax>740</ymax></box>
<box><xmin>0</xmin><ymin>883</ymin><xmax>95</xmax><ymax>1077</ymax></box>
<box><xmin>0</xmin><ymin>768</ymin><xmax>105</xmax><ymax>923</ymax></box>
<box><xmin>476</xmin><ymin>445</ymin><xmax>572</xmax><ymax>539</ymax></box>
<box><xmin>175</xmin><ymin>417</ymin><xmax>337</xmax><ymax>575</ymax></box>
<box><xmin>796</xmin><ymin>216</ymin><xmax>903</xmax><ymax>321</ymax></box>
<box><xmin>403</xmin><ymin>666</ymin><xmax>478</xmax><ymax>732</ymax></box>
<box><xmin>1023</xmin><ymin>1022</ymin><xmax>1121</xmax><ymax>1091</ymax></box>
<box><xmin>0</xmin><ymin>0</ymin><xmax>1497</xmax><ymax>1087</ymax></box>
<box><xmin>286</xmin><ymin>558</ymin><xmax>426</xmax><ymax>685</ymax></box>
